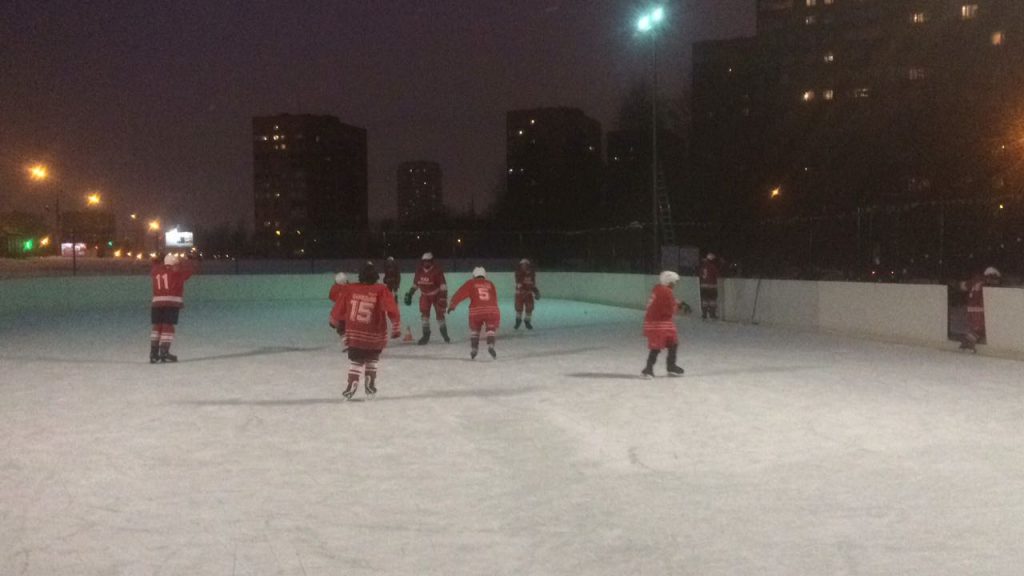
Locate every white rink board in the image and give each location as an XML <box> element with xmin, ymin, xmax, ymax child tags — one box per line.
<box><xmin>984</xmin><ymin>287</ymin><xmax>1024</xmax><ymax>354</ymax></box>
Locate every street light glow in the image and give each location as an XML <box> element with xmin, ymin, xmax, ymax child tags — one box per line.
<box><xmin>771</xmin><ymin>187</ymin><xmax>782</xmax><ymax>199</ymax></box>
<box><xmin>86</xmin><ymin>192</ymin><xmax>101</xmax><ymax>206</ymax></box>
<box><xmin>148</xmin><ymin>220</ymin><xmax>160</xmax><ymax>232</ymax></box>
<box><xmin>28</xmin><ymin>162</ymin><xmax>48</xmax><ymax>180</ymax></box>
<box><xmin>637</xmin><ymin>6</ymin><xmax>665</xmax><ymax>32</ymax></box>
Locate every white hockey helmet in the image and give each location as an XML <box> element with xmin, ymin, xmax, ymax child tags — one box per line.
<box><xmin>519</xmin><ymin>258</ymin><xmax>530</xmax><ymax>266</ymax></box>
<box><xmin>706</xmin><ymin>253</ymin><xmax>716</xmax><ymax>261</ymax></box>
<box><xmin>472</xmin><ymin>266</ymin><xmax>486</xmax><ymax>278</ymax></box>
<box><xmin>659</xmin><ymin>271</ymin><xmax>680</xmax><ymax>286</ymax></box>
<box><xmin>164</xmin><ymin>254</ymin><xmax>179</xmax><ymax>266</ymax></box>
<box><xmin>984</xmin><ymin>267</ymin><xmax>1001</xmax><ymax>278</ymax></box>
<box><xmin>422</xmin><ymin>252</ymin><xmax>433</xmax><ymax>261</ymax></box>
<box><xmin>334</xmin><ymin>272</ymin><xmax>348</xmax><ymax>284</ymax></box>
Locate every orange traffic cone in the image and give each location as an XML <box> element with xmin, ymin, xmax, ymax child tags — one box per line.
<box><xmin>402</xmin><ymin>326</ymin><xmax>414</xmax><ymax>343</ymax></box>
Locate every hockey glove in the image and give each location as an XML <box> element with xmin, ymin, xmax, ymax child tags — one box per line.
<box><xmin>335</xmin><ymin>321</ymin><xmax>347</xmax><ymax>336</ymax></box>
<box><xmin>391</xmin><ymin>328</ymin><xmax>401</xmax><ymax>339</ymax></box>
<box><xmin>404</xmin><ymin>290</ymin><xmax>414</xmax><ymax>306</ymax></box>
<box><xmin>678</xmin><ymin>302</ymin><xmax>693</xmax><ymax>315</ymax></box>
<box><xmin>447</xmin><ymin>306</ymin><xmax>455</xmax><ymax>314</ymax></box>
<box><xmin>533</xmin><ymin>287</ymin><xmax>541</xmax><ymax>300</ymax></box>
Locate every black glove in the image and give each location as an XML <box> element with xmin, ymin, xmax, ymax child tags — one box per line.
<box><xmin>404</xmin><ymin>290</ymin><xmax>414</xmax><ymax>306</ymax></box>
<box><xmin>679</xmin><ymin>302</ymin><xmax>692</xmax><ymax>315</ymax></box>
<box><xmin>533</xmin><ymin>287</ymin><xmax>541</xmax><ymax>300</ymax></box>
<box><xmin>391</xmin><ymin>328</ymin><xmax>401</xmax><ymax>339</ymax></box>
<box><xmin>335</xmin><ymin>321</ymin><xmax>346</xmax><ymax>336</ymax></box>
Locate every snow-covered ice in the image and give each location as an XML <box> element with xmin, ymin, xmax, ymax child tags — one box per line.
<box><xmin>2</xmin><ymin>298</ymin><xmax>1023</xmax><ymax>575</ymax></box>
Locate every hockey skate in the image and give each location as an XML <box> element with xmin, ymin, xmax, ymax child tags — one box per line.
<box><xmin>439</xmin><ymin>325</ymin><xmax>451</xmax><ymax>343</ymax></box>
<box><xmin>471</xmin><ymin>348</ymin><xmax>478</xmax><ymax>360</ymax></box>
<box><xmin>365</xmin><ymin>375</ymin><xmax>377</xmax><ymax>398</ymax></box>
<box><xmin>342</xmin><ymin>381</ymin><xmax>358</xmax><ymax>400</ymax></box>
<box><xmin>524</xmin><ymin>319</ymin><xmax>533</xmax><ymax>330</ymax></box>
<box><xmin>666</xmin><ymin>346</ymin><xmax>683</xmax><ymax>376</ymax></box>
<box><xmin>488</xmin><ymin>346</ymin><xmax>496</xmax><ymax>359</ymax></box>
<box><xmin>149</xmin><ymin>343</ymin><xmax>160</xmax><ymax>364</ymax></box>
<box><xmin>158</xmin><ymin>343</ymin><xmax>177</xmax><ymax>363</ymax></box>
<box><xmin>418</xmin><ymin>327</ymin><xmax>431</xmax><ymax>345</ymax></box>
<box><xmin>666</xmin><ymin>364</ymin><xmax>685</xmax><ymax>376</ymax></box>
<box><xmin>514</xmin><ymin>317</ymin><xmax>522</xmax><ymax>330</ymax></box>
<box><xmin>641</xmin><ymin>367</ymin><xmax>655</xmax><ymax>379</ymax></box>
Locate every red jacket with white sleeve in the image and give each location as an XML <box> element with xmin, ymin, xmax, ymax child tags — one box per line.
<box><xmin>151</xmin><ymin>262</ymin><xmax>194</xmax><ymax>309</ymax></box>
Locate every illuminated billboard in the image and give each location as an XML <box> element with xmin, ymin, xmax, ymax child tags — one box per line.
<box><xmin>164</xmin><ymin>228</ymin><xmax>194</xmax><ymax>248</ymax></box>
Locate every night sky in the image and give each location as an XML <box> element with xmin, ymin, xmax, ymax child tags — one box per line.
<box><xmin>2</xmin><ymin>1</ymin><xmax>752</xmax><ymax>230</ymax></box>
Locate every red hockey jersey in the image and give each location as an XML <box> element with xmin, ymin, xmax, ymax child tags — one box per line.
<box><xmin>330</xmin><ymin>283</ymin><xmax>400</xmax><ymax>350</ymax></box>
<box><xmin>151</xmin><ymin>262</ymin><xmax>194</xmax><ymax>308</ymax></box>
<box><xmin>413</xmin><ymin>263</ymin><xmax>447</xmax><ymax>296</ymax></box>
<box><xmin>450</xmin><ymin>278</ymin><xmax>500</xmax><ymax>316</ymax></box>
<box><xmin>329</xmin><ymin>283</ymin><xmax>348</xmax><ymax>303</ymax></box>
<box><xmin>643</xmin><ymin>284</ymin><xmax>680</xmax><ymax>336</ymax></box>
<box><xmin>699</xmin><ymin>259</ymin><xmax>720</xmax><ymax>289</ymax></box>
<box><xmin>515</xmin><ymin>268</ymin><xmax>538</xmax><ymax>295</ymax></box>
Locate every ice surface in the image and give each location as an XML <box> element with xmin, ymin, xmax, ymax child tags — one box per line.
<box><xmin>2</xmin><ymin>299</ymin><xmax>1023</xmax><ymax>575</ymax></box>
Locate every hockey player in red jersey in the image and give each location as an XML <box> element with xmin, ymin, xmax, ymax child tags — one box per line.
<box><xmin>448</xmin><ymin>266</ymin><xmax>501</xmax><ymax>359</ymax></box>
<box><xmin>959</xmin><ymin>267</ymin><xmax>1001</xmax><ymax>352</ymax></box>
<box><xmin>149</xmin><ymin>253</ymin><xmax>195</xmax><ymax>363</ymax></box>
<box><xmin>403</xmin><ymin>252</ymin><xmax>450</xmax><ymax>344</ymax></box>
<box><xmin>514</xmin><ymin>258</ymin><xmax>540</xmax><ymax>330</ymax></box>
<box><xmin>383</xmin><ymin>257</ymin><xmax>401</xmax><ymax>303</ymax></box>
<box><xmin>329</xmin><ymin>272</ymin><xmax>348</xmax><ymax>303</ymax></box>
<box><xmin>699</xmin><ymin>253</ymin><xmax>721</xmax><ymax>320</ymax></box>
<box><xmin>642</xmin><ymin>271</ymin><xmax>692</xmax><ymax>378</ymax></box>
<box><xmin>329</xmin><ymin>261</ymin><xmax>401</xmax><ymax>399</ymax></box>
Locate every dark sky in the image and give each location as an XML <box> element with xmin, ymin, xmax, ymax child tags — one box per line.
<box><xmin>1</xmin><ymin>0</ymin><xmax>753</xmax><ymax>230</ymax></box>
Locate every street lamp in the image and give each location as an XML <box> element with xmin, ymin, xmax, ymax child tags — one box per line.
<box><xmin>26</xmin><ymin>163</ymin><xmax>61</xmax><ymax>255</ymax></box>
<box><xmin>148</xmin><ymin>219</ymin><xmax>162</xmax><ymax>255</ymax></box>
<box><xmin>86</xmin><ymin>192</ymin><xmax>101</xmax><ymax>206</ymax></box>
<box><xmin>637</xmin><ymin>5</ymin><xmax>666</xmax><ymax>271</ymax></box>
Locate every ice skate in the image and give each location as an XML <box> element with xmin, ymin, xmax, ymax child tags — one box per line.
<box><xmin>666</xmin><ymin>364</ymin><xmax>685</xmax><ymax>376</ymax></box>
<box><xmin>471</xmin><ymin>348</ymin><xmax>478</xmax><ymax>360</ymax></box>
<box><xmin>365</xmin><ymin>376</ymin><xmax>377</xmax><ymax>398</ymax></box>
<box><xmin>149</xmin><ymin>342</ymin><xmax>160</xmax><ymax>364</ymax></box>
<box><xmin>418</xmin><ymin>327</ymin><xmax>431</xmax><ymax>345</ymax></box>
<box><xmin>159</xmin><ymin>343</ymin><xmax>177</xmax><ymax>363</ymax></box>
<box><xmin>524</xmin><ymin>319</ymin><xmax>533</xmax><ymax>330</ymax></box>
<box><xmin>488</xmin><ymin>346</ymin><xmax>496</xmax><ymax>359</ymax></box>
<box><xmin>514</xmin><ymin>317</ymin><xmax>522</xmax><ymax>330</ymax></box>
<box><xmin>439</xmin><ymin>325</ymin><xmax>451</xmax><ymax>343</ymax></box>
<box><xmin>641</xmin><ymin>367</ymin><xmax>654</xmax><ymax>379</ymax></box>
<box><xmin>342</xmin><ymin>381</ymin><xmax>358</xmax><ymax>400</ymax></box>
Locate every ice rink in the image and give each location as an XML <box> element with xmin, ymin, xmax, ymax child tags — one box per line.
<box><xmin>2</xmin><ymin>297</ymin><xmax>1023</xmax><ymax>575</ymax></box>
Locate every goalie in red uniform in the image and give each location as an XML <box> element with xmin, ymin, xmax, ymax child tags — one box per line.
<box><xmin>448</xmin><ymin>267</ymin><xmax>501</xmax><ymax>359</ymax></box>
<box><xmin>149</xmin><ymin>253</ymin><xmax>195</xmax><ymax>363</ymax></box>
<box><xmin>404</xmin><ymin>252</ymin><xmax>450</xmax><ymax>344</ymax></box>
<box><xmin>514</xmin><ymin>258</ymin><xmax>540</xmax><ymax>329</ymax></box>
<box><xmin>642</xmin><ymin>271</ymin><xmax>691</xmax><ymax>378</ymax></box>
<box><xmin>329</xmin><ymin>261</ymin><xmax>401</xmax><ymax>400</ymax></box>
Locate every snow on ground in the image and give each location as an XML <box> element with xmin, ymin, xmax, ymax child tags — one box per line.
<box><xmin>1</xmin><ymin>298</ymin><xmax>1023</xmax><ymax>575</ymax></box>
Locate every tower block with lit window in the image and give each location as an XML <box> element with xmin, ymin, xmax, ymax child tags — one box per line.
<box><xmin>690</xmin><ymin>0</ymin><xmax>1024</xmax><ymax>267</ymax></box>
<box><xmin>253</xmin><ymin>114</ymin><xmax>368</xmax><ymax>257</ymax></box>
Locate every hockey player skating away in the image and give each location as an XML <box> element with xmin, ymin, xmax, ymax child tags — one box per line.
<box><xmin>642</xmin><ymin>271</ymin><xmax>692</xmax><ymax>379</ymax></box>
<box><xmin>699</xmin><ymin>253</ymin><xmax>721</xmax><ymax>320</ymax></box>
<box><xmin>448</xmin><ymin>267</ymin><xmax>501</xmax><ymax>359</ymax></box>
<box><xmin>329</xmin><ymin>272</ymin><xmax>348</xmax><ymax>303</ymax></box>
<box><xmin>403</xmin><ymin>252</ymin><xmax>450</xmax><ymax>344</ymax></box>
<box><xmin>329</xmin><ymin>261</ymin><xmax>401</xmax><ymax>399</ymax></box>
<box><xmin>959</xmin><ymin>267</ymin><xmax>1001</xmax><ymax>352</ymax></box>
<box><xmin>383</xmin><ymin>257</ymin><xmax>401</xmax><ymax>304</ymax></box>
<box><xmin>514</xmin><ymin>258</ymin><xmax>540</xmax><ymax>329</ymax></box>
<box><xmin>149</xmin><ymin>253</ymin><xmax>195</xmax><ymax>363</ymax></box>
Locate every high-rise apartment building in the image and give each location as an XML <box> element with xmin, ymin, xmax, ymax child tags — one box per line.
<box><xmin>397</xmin><ymin>161</ymin><xmax>443</xmax><ymax>226</ymax></box>
<box><xmin>253</xmin><ymin>114</ymin><xmax>367</xmax><ymax>256</ymax></box>
<box><xmin>505</xmin><ymin>108</ymin><xmax>603</xmax><ymax>229</ymax></box>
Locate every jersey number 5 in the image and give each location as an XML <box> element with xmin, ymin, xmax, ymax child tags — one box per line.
<box><xmin>154</xmin><ymin>274</ymin><xmax>170</xmax><ymax>291</ymax></box>
<box><xmin>476</xmin><ymin>287</ymin><xmax>490</xmax><ymax>301</ymax></box>
<box><xmin>349</xmin><ymin>300</ymin><xmax>374</xmax><ymax>324</ymax></box>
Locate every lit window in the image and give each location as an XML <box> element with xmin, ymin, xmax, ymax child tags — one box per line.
<box><xmin>908</xmin><ymin>67</ymin><xmax>926</xmax><ymax>80</ymax></box>
<box><xmin>802</xmin><ymin>90</ymin><xmax>816</xmax><ymax>102</ymax></box>
<box><xmin>961</xmin><ymin>4</ymin><xmax>978</xmax><ymax>20</ymax></box>
<box><xmin>853</xmin><ymin>87</ymin><xmax>870</xmax><ymax>99</ymax></box>
<box><xmin>806</xmin><ymin>0</ymin><xmax>816</xmax><ymax>6</ymax></box>
<box><xmin>823</xmin><ymin>51</ymin><xmax>835</xmax><ymax>63</ymax></box>
<box><xmin>823</xmin><ymin>89</ymin><xmax>835</xmax><ymax>101</ymax></box>
<box><xmin>911</xmin><ymin>12</ymin><xmax>927</xmax><ymax>24</ymax></box>
<box><xmin>805</xmin><ymin>15</ymin><xmax>817</xmax><ymax>25</ymax></box>
<box><xmin>823</xmin><ymin>0</ymin><xmax>833</xmax><ymax>4</ymax></box>
<box><xmin>992</xmin><ymin>31</ymin><xmax>1005</xmax><ymax>45</ymax></box>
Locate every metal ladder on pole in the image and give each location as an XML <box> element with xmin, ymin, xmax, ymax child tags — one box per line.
<box><xmin>656</xmin><ymin>169</ymin><xmax>676</xmax><ymax>246</ymax></box>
